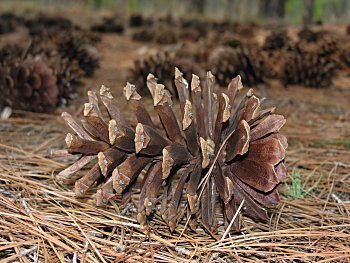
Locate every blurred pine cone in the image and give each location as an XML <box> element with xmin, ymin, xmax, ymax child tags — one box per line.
<box><xmin>0</xmin><ymin>58</ymin><xmax>58</xmax><ymax>112</ymax></box>
<box><xmin>57</xmin><ymin>71</ymin><xmax>287</xmax><ymax>232</ymax></box>
<box><xmin>263</xmin><ymin>30</ymin><xmax>291</xmax><ymax>52</ymax></box>
<box><xmin>0</xmin><ymin>13</ymin><xmax>24</xmax><ymax>34</ymax></box>
<box><xmin>280</xmin><ymin>52</ymin><xmax>337</xmax><ymax>88</ymax></box>
<box><xmin>130</xmin><ymin>51</ymin><xmax>200</xmax><ymax>98</ymax></box>
<box><xmin>129</xmin><ymin>13</ymin><xmax>153</xmax><ymax>27</ymax></box>
<box><xmin>131</xmin><ymin>27</ymin><xmax>156</xmax><ymax>42</ymax></box>
<box><xmin>0</xmin><ymin>43</ymin><xmax>23</xmax><ymax>62</ymax></box>
<box><xmin>154</xmin><ymin>27</ymin><xmax>178</xmax><ymax>45</ymax></box>
<box><xmin>346</xmin><ymin>24</ymin><xmax>350</xmax><ymax>35</ymax></box>
<box><xmin>54</xmin><ymin>58</ymin><xmax>84</xmax><ymax>106</ymax></box>
<box><xmin>209</xmin><ymin>46</ymin><xmax>270</xmax><ymax>87</ymax></box>
<box><xmin>91</xmin><ymin>17</ymin><xmax>124</xmax><ymax>33</ymax></box>
<box><xmin>340</xmin><ymin>46</ymin><xmax>350</xmax><ymax>67</ymax></box>
<box><xmin>58</xmin><ymin>34</ymin><xmax>100</xmax><ymax>77</ymax></box>
<box><xmin>298</xmin><ymin>27</ymin><xmax>321</xmax><ymax>43</ymax></box>
<box><xmin>25</xmin><ymin>15</ymin><xmax>80</xmax><ymax>40</ymax></box>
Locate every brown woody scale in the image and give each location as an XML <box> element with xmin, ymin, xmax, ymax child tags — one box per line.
<box><xmin>57</xmin><ymin>69</ymin><xmax>287</xmax><ymax>232</ymax></box>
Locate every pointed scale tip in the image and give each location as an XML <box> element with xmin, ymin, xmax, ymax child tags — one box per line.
<box><xmin>108</xmin><ymin>119</ymin><xmax>118</xmax><ymax>145</ymax></box>
<box><xmin>153</xmin><ymin>84</ymin><xmax>168</xmax><ymax>106</ymax></box>
<box><xmin>175</xmin><ymin>67</ymin><xmax>183</xmax><ymax>80</ymax></box>
<box><xmin>123</xmin><ymin>82</ymin><xmax>141</xmax><ymax>101</ymax></box>
<box><xmin>191</xmin><ymin>74</ymin><xmax>200</xmax><ymax>92</ymax></box>
<box><xmin>65</xmin><ymin>133</ymin><xmax>73</xmax><ymax>148</ymax></box>
<box><xmin>182</xmin><ymin>100</ymin><xmax>193</xmax><ymax>130</ymax></box>
<box><xmin>97</xmin><ymin>152</ymin><xmax>108</xmax><ymax>176</ymax></box>
<box><xmin>83</xmin><ymin>102</ymin><xmax>95</xmax><ymax>117</ymax></box>
<box><xmin>100</xmin><ymin>85</ymin><xmax>113</xmax><ymax>99</ymax></box>
<box><xmin>246</xmin><ymin>88</ymin><xmax>253</xmax><ymax>97</ymax></box>
<box><xmin>207</xmin><ymin>71</ymin><xmax>215</xmax><ymax>82</ymax></box>
<box><xmin>221</xmin><ymin>93</ymin><xmax>231</xmax><ymax>123</ymax></box>
<box><xmin>147</xmin><ymin>73</ymin><xmax>155</xmax><ymax>80</ymax></box>
<box><xmin>87</xmin><ymin>90</ymin><xmax>96</xmax><ymax>97</ymax></box>
<box><xmin>134</xmin><ymin>123</ymin><xmax>145</xmax><ymax>154</ymax></box>
<box><xmin>235</xmin><ymin>75</ymin><xmax>243</xmax><ymax>90</ymax></box>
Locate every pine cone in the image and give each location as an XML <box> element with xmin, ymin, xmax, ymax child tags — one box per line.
<box><xmin>0</xmin><ymin>13</ymin><xmax>24</xmax><ymax>34</ymax></box>
<box><xmin>298</xmin><ymin>27</ymin><xmax>320</xmax><ymax>43</ymax></box>
<box><xmin>91</xmin><ymin>17</ymin><xmax>124</xmax><ymax>33</ymax></box>
<box><xmin>280</xmin><ymin>51</ymin><xmax>337</xmax><ymax>88</ymax></box>
<box><xmin>340</xmin><ymin>46</ymin><xmax>350</xmax><ymax>68</ymax></box>
<box><xmin>154</xmin><ymin>27</ymin><xmax>178</xmax><ymax>45</ymax></box>
<box><xmin>219</xmin><ymin>33</ymin><xmax>244</xmax><ymax>48</ymax></box>
<box><xmin>263</xmin><ymin>30</ymin><xmax>291</xmax><ymax>52</ymax></box>
<box><xmin>129</xmin><ymin>13</ymin><xmax>153</xmax><ymax>27</ymax></box>
<box><xmin>317</xmin><ymin>37</ymin><xmax>339</xmax><ymax>57</ymax></box>
<box><xmin>209</xmin><ymin>46</ymin><xmax>269</xmax><ymax>87</ymax></box>
<box><xmin>25</xmin><ymin>15</ymin><xmax>80</xmax><ymax>40</ymax></box>
<box><xmin>131</xmin><ymin>27</ymin><xmax>156</xmax><ymax>42</ymax></box>
<box><xmin>58</xmin><ymin>34</ymin><xmax>100</xmax><ymax>77</ymax></box>
<box><xmin>54</xmin><ymin>58</ymin><xmax>84</xmax><ymax>106</ymax></box>
<box><xmin>130</xmin><ymin>51</ymin><xmax>201</xmax><ymax>98</ymax></box>
<box><xmin>0</xmin><ymin>58</ymin><xmax>58</xmax><ymax>112</ymax></box>
<box><xmin>0</xmin><ymin>44</ymin><xmax>23</xmax><ymax>62</ymax></box>
<box><xmin>57</xmin><ymin>71</ymin><xmax>287</xmax><ymax>232</ymax></box>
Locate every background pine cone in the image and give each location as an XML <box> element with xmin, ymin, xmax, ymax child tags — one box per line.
<box><xmin>0</xmin><ymin>42</ymin><xmax>85</xmax><ymax>111</ymax></box>
<box><xmin>131</xmin><ymin>26</ymin><xmax>156</xmax><ymax>42</ymax></box>
<box><xmin>280</xmin><ymin>51</ymin><xmax>337</xmax><ymax>88</ymax></box>
<box><xmin>91</xmin><ymin>17</ymin><xmax>124</xmax><ymax>33</ymax></box>
<box><xmin>58</xmin><ymin>34</ymin><xmax>100</xmax><ymax>77</ymax></box>
<box><xmin>263</xmin><ymin>29</ymin><xmax>291</xmax><ymax>52</ymax></box>
<box><xmin>57</xmin><ymin>71</ymin><xmax>287</xmax><ymax>233</ymax></box>
<box><xmin>130</xmin><ymin>51</ymin><xmax>201</xmax><ymax>98</ymax></box>
<box><xmin>340</xmin><ymin>46</ymin><xmax>350</xmax><ymax>67</ymax></box>
<box><xmin>0</xmin><ymin>58</ymin><xmax>58</xmax><ymax>112</ymax></box>
<box><xmin>208</xmin><ymin>46</ymin><xmax>269</xmax><ymax>87</ymax></box>
<box><xmin>0</xmin><ymin>13</ymin><xmax>24</xmax><ymax>34</ymax></box>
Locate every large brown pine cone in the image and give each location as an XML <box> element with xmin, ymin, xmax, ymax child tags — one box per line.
<box><xmin>0</xmin><ymin>58</ymin><xmax>58</xmax><ymax>112</ymax></box>
<box><xmin>57</xmin><ymin>71</ymin><xmax>287</xmax><ymax>233</ymax></box>
<box><xmin>130</xmin><ymin>51</ymin><xmax>201</xmax><ymax>98</ymax></box>
<box><xmin>208</xmin><ymin>46</ymin><xmax>270</xmax><ymax>87</ymax></box>
<box><xmin>280</xmin><ymin>51</ymin><xmax>337</xmax><ymax>88</ymax></box>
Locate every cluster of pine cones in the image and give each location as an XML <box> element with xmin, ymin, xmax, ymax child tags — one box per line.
<box><xmin>0</xmin><ymin>14</ymin><xmax>101</xmax><ymax>113</ymax></box>
<box><xmin>129</xmin><ymin>23</ymin><xmax>350</xmax><ymax>97</ymax></box>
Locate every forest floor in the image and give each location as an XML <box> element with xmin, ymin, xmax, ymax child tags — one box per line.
<box><xmin>0</xmin><ymin>6</ymin><xmax>350</xmax><ymax>263</ymax></box>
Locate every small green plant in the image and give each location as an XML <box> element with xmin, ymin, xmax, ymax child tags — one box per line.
<box><xmin>284</xmin><ymin>170</ymin><xmax>323</xmax><ymax>198</ymax></box>
<box><xmin>314</xmin><ymin>139</ymin><xmax>350</xmax><ymax>151</ymax></box>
